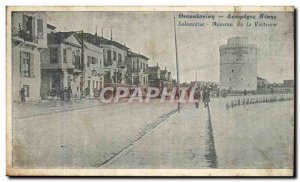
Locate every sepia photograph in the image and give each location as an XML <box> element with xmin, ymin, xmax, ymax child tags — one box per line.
<box><xmin>6</xmin><ymin>6</ymin><xmax>295</xmax><ymax>176</ymax></box>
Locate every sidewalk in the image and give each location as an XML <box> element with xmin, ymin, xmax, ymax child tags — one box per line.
<box><xmin>105</xmin><ymin>103</ymin><xmax>214</xmax><ymax>169</ymax></box>
<box><xmin>13</xmin><ymin>98</ymin><xmax>119</xmax><ymax>119</ymax></box>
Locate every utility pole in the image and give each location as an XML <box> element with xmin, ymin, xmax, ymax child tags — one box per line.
<box><xmin>196</xmin><ymin>71</ymin><xmax>198</xmax><ymax>88</ymax></box>
<box><xmin>81</xmin><ymin>30</ymin><xmax>85</xmax><ymax>92</ymax></box>
<box><xmin>174</xmin><ymin>14</ymin><xmax>180</xmax><ymax>112</ymax></box>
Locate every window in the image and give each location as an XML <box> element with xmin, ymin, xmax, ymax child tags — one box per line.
<box><xmin>20</xmin><ymin>51</ymin><xmax>31</xmax><ymax>77</ymax></box>
<box><xmin>230</xmin><ymin>78</ymin><xmax>232</xmax><ymax>81</ymax></box>
<box><xmin>232</xmin><ymin>69</ymin><xmax>234</xmax><ymax>73</ymax></box>
<box><xmin>107</xmin><ymin>50</ymin><xmax>112</xmax><ymax>61</ymax></box>
<box><xmin>103</xmin><ymin>50</ymin><xmax>107</xmax><ymax>62</ymax></box>
<box><xmin>113</xmin><ymin>51</ymin><xmax>117</xmax><ymax>61</ymax></box>
<box><xmin>50</xmin><ymin>48</ymin><xmax>58</xmax><ymax>63</ymax></box>
<box><xmin>37</xmin><ymin>19</ymin><xmax>43</xmax><ymax>39</ymax></box>
<box><xmin>67</xmin><ymin>76</ymin><xmax>71</xmax><ymax>87</ymax></box>
<box><xmin>23</xmin><ymin>85</ymin><xmax>29</xmax><ymax>97</ymax></box>
<box><xmin>92</xmin><ymin>57</ymin><xmax>98</xmax><ymax>64</ymax></box>
<box><xmin>63</xmin><ymin>49</ymin><xmax>67</xmax><ymax>63</ymax></box>
<box><xmin>118</xmin><ymin>53</ymin><xmax>122</xmax><ymax>64</ymax></box>
<box><xmin>87</xmin><ymin>56</ymin><xmax>92</xmax><ymax>67</ymax></box>
<box><xmin>87</xmin><ymin>80</ymin><xmax>91</xmax><ymax>88</ymax></box>
<box><xmin>74</xmin><ymin>54</ymin><xmax>81</xmax><ymax>69</ymax></box>
<box><xmin>22</xmin><ymin>15</ymin><xmax>34</xmax><ymax>42</ymax></box>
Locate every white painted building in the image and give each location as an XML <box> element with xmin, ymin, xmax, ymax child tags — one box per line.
<box><xmin>12</xmin><ymin>12</ymin><xmax>48</xmax><ymax>102</ymax></box>
<box><xmin>219</xmin><ymin>37</ymin><xmax>257</xmax><ymax>91</ymax></box>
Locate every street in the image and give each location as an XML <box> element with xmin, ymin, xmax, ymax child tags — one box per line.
<box><xmin>12</xmin><ymin>96</ymin><xmax>294</xmax><ymax>169</ymax></box>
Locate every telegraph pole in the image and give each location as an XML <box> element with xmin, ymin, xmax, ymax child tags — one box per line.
<box><xmin>80</xmin><ymin>30</ymin><xmax>85</xmax><ymax>92</ymax></box>
<box><xmin>174</xmin><ymin>14</ymin><xmax>180</xmax><ymax>112</ymax></box>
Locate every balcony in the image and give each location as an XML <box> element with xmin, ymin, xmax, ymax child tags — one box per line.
<box><xmin>12</xmin><ymin>28</ymin><xmax>38</xmax><ymax>46</ymax></box>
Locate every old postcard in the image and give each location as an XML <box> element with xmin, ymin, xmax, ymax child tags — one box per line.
<box><xmin>6</xmin><ymin>6</ymin><xmax>295</xmax><ymax>176</ymax></box>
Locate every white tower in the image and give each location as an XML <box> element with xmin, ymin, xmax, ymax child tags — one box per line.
<box><xmin>219</xmin><ymin>37</ymin><xmax>257</xmax><ymax>91</ymax></box>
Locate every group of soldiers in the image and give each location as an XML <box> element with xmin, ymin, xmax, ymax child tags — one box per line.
<box><xmin>225</xmin><ymin>95</ymin><xmax>294</xmax><ymax>109</ymax></box>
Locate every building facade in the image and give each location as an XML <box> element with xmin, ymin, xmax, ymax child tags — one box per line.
<box><xmin>41</xmin><ymin>32</ymin><xmax>83</xmax><ymax>98</ymax></box>
<box><xmin>257</xmin><ymin>77</ymin><xmax>269</xmax><ymax>88</ymax></box>
<box><xmin>98</xmin><ymin>36</ymin><xmax>129</xmax><ymax>86</ymax></box>
<box><xmin>126</xmin><ymin>51</ymin><xmax>149</xmax><ymax>87</ymax></box>
<box><xmin>12</xmin><ymin>12</ymin><xmax>48</xmax><ymax>102</ymax></box>
<box><xmin>219</xmin><ymin>37</ymin><xmax>257</xmax><ymax>91</ymax></box>
<box><xmin>41</xmin><ymin>31</ymin><xmax>105</xmax><ymax>99</ymax></box>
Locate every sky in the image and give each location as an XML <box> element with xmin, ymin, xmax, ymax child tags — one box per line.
<box><xmin>47</xmin><ymin>11</ymin><xmax>294</xmax><ymax>83</ymax></box>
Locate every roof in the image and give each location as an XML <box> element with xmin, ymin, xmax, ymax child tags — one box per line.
<box><xmin>47</xmin><ymin>31</ymin><xmax>129</xmax><ymax>51</ymax></box>
<box><xmin>148</xmin><ymin>66</ymin><xmax>160</xmax><ymax>72</ymax></box>
<box><xmin>127</xmin><ymin>51</ymin><xmax>149</xmax><ymax>60</ymax></box>
<box><xmin>257</xmin><ymin>77</ymin><xmax>268</xmax><ymax>81</ymax></box>
<box><xmin>161</xmin><ymin>70</ymin><xmax>168</xmax><ymax>74</ymax></box>
<box><xmin>47</xmin><ymin>24</ymin><xmax>56</xmax><ymax>30</ymax></box>
<box><xmin>47</xmin><ymin>32</ymin><xmax>76</xmax><ymax>44</ymax></box>
<box><xmin>81</xmin><ymin>33</ymin><xmax>129</xmax><ymax>51</ymax></box>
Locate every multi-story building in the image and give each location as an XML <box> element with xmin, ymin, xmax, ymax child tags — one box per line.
<box><xmin>84</xmin><ymin>39</ymin><xmax>105</xmax><ymax>96</ymax></box>
<box><xmin>160</xmin><ymin>67</ymin><xmax>173</xmax><ymax>91</ymax></box>
<box><xmin>41</xmin><ymin>32</ymin><xmax>83</xmax><ymax>98</ymax></box>
<box><xmin>126</xmin><ymin>51</ymin><xmax>149</xmax><ymax>87</ymax></box>
<box><xmin>148</xmin><ymin>63</ymin><xmax>161</xmax><ymax>81</ymax></box>
<box><xmin>219</xmin><ymin>37</ymin><xmax>257</xmax><ymax>91</ymax></box>
<box><xmin>41</xmin><ymin>31</ymin><xmax>104</xmax><ymax>99</ymax></box>
<box><xmin>12</xmin><ymin>12</ymin><xmax>48</xmax><ymax>102</ymax></box>
<box><xmin>83</xmin><ymin>34</ymin><xmax>129</xmax><ymax>86</ymax></box>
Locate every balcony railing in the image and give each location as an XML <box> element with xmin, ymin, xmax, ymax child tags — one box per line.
<box><xmin>12</xmin><ymin>28</ymin><xmax>38</xmax><ymax>44</ymax></box>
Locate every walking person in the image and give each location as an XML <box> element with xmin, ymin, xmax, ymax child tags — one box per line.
<box><xmin>202</xmin><ymin>88</ymin><xmax>207</xmax><ymax>108</ymax></box>
<box><xmin>67</xmin><ymin>86</ymin><xmax>72</xmax><ymax>102</ymax></box>
<box><xmin>203</xmin><ymin>88</ymin><xmax>210</xmax><ymax>108</ymax></box>
<box><xmin>63</xmin><ymin>87</ymin><xmax>67</xmax><ymax>101</ymax></box>
<box><xmin>194</xmin><ymin>88</ymin><xmax>201</xmax><ymax>108</ymax></box>
<box><xmin>85</xmin><ymin>86</ymin><xmax>90</xmax><ymax>99</ymax></box>
<box><xmin>244</xmin><ymin>89</ymin><xmax>247</xmax><ymax>96</ymax></box>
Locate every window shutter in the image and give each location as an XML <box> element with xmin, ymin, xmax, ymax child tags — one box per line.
<box><xmin>20</xmin><ymin>51</ymin><xmax>25</xmax><ymax>77</ymax></box>
<box><xmin>30</xmin><ymin>53</ymin><xmax>34</xmax><ymax>77</ymax></box>
<box><xmin>66</xmin><ymin>49</ymin><xmax>72</xmax><ymax>65</ymax></box>
<box><xmin>37</xmin><ymin>19</ymin><xmax>43</xmax><ymax>39</ymax></box>
<box><xmin>32</xmin><ymin>17</ymin><xmax>36</xmax><ymax>41</ymax></box>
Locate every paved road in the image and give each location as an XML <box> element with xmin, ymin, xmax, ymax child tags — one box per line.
<box><xmin>104</xmin><ymin>104</ymin><xmax>215</xmax><ymax>168</ymax></box>
<box><xmin>209</xmin><ymin>98</ymin><xmax>294</xmax><ymax>169</ymax></box>
<box><xmin>12</xmin><ymin>99</ymin><xmax>177</xmax><ymax>168</ymax></box>
<box><xmin>12</xmin><ymin>97</ymin><xmax>294</xmax><ymax>169</ymax></box>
